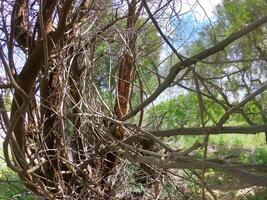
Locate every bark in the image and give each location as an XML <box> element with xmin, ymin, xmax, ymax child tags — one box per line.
<box><xmin>13</xmin><ymin>0</ymin><xmax>32</xmax><ymax>48</ymax></box>
<box><xmin>4</xmin><ymin>1</ymin><xmax>267</xmax><ymax>198</ymax></box>
<box><xmin>11</xmin><ymin>0</ymin><xmax>72</xmax><ymax>151</ymax></box>
<box><xmin>69</xmin><ymin>52</ymin><xmax>86</xmax><ymax>163</ymax></box>
<box><xmin>102</xmin><ymin>0</ymin><xmax>139</xmax><ymax>192</ymax></box>
<box><xmin>40</xmin><ymin>65</ymin><xmax>64</xmax><ymax>191</ymax></box>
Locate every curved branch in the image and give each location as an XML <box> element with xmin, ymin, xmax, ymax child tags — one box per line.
<box><xmin>122</xmin><ymin>15</ymin><xmax>267</xmax><ymax>121</ymax></box>
<box><xmin>11</xmin><ymin>0</ymin><xmax>74</xmax><ymax>150</ymax></box>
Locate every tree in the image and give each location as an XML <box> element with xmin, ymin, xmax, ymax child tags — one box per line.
<box><xmin>0</xmin><ymin>0</ymin><xmax>266</xmax><ymax>199</ymax></box>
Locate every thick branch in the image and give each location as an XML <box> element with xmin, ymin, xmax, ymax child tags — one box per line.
<box><xmin>11</xmin><ymin>0</ymin><xmax>74</xmax><ymax>150</ymax></box>
<box><xmin>12</xmin><ymin>0</ymin><xmax>32</xmax><ymax>48</ymax></box>
<box><xmin>151</xmin><ymin>123</ymin><xmax>267</xmax><ymax>137</ymax></box>
<box><xmin>122</xmin><ymin>16</ymin><xmax>267</xmax><ymax>120</ymax></box>
<box><xmin>123</xmin><ymin>153</ymin><xmax>267</xmax><ymax>186</ymax></box>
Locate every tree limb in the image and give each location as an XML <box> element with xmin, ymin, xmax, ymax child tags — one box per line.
<box><xmin>122</xmin><ymin>15</ymin><xmax>267</xmax><ymax>120</ymax></box>
<box><xmin>151</xmin><ymin>123</ymin><xmax>267</xmax><ymax>137</ymax></box>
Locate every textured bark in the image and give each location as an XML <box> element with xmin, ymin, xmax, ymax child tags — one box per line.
<box><xmin>11</xmin><ymin>0</ymin><xmax>72</xmax><ymax>150</ymax></box>
<box><xmin>114</xmin><ymin>0</ymin><xmax>138</xmax><ymax>134</ymax></box>
<box><xmin>69</xmin><ymin>53</ymin><xmax>86</xmax><ymax>163</ymax></box>
<box><xmin>13</xmin><ymin>0</ymin><xmax>32</xmax><ymax>48</ymax></box>
<box><xmin>114</xmin><ymin>52</ymin><xmax>135</xmax><ymax>138</ymax></box>
<box><xmin>39</xmin><ymin>0</ymin><xmax>58</xmax><ymax>34</ymax></box>
<box><xmin>40</xmin><ymin>66</ymin><xmax>64</xmax><ymax>190</ymax></box>
<box><xmin>102</xmin><ymin>1</ymin><xmax>139</xmax><ymax>194</ymax></box>
<box><xmin>8</xmin><ymin>1</ymin><xmax>73</xmax><ymax>196</ymax></box>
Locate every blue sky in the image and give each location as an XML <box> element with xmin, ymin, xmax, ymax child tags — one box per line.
<box><xmin>155</xmin><ymin>0</ymin><xmax>222</xmax><ymax>104</ymax></box>
<box><xmin>159</xmin><ymin>0</ymin><xmax>222</xmax><ymax>61</ymax></box>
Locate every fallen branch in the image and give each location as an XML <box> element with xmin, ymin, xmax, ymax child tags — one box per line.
<box><xmin>151</xmin><ymin>123</ymin><xmax>267</xmax><ymax>137</ymax></box>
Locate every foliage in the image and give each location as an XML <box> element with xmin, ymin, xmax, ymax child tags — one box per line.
<box><xmin>0</xmin><ymin>147</ymin><xmax>37</xmax><ymax>199</ymax></box>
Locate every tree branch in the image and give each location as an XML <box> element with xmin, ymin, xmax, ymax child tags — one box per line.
<box><xmin>122</xmin><ymin>15</ymin><xmax>267</xmax><ymax>121</ymax></box>
<box><xmin>151</xmin><ymin>123</ymin><xmax>267</xmax><ymax>137</ymax></box>
<box><xmin>122</xmin><ymin>153</ymin><xmax>267</xmax><ymax>186</ymax></box>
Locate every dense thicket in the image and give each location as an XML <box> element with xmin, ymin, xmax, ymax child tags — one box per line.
<box><xmin>0</xmin><ymin>0</ymin><xmax>266</xmax><ymax>199</ymax></box>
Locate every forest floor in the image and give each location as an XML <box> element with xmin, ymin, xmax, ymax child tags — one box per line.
<box><xmin>0</xmin><ymin>133</ymin><xmax>266</xmax><ymax>199</ymax></box>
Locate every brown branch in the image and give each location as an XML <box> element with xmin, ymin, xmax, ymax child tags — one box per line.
<box><xmin>151</xmin><ymin>123</ymin><xmax>267</xmax><ymax>137</ymax></box>
<box><xmin>217</xmin><ymin>83</ymin><xmax>267</xmax><ymax>126</ymax></box>
<box><xmin>11</xmin><ymin>0</ymin><xmax>74</xmax><ymax>150</ymax></box>
<box><xmin>12</xmin><ymin>0</ymin><xmax>33</xmax><ymax>49</ymax></box>
<box><xmin>103</xmin><ymin>0</ymin><xmax>139</xmax><ymax>187</ymax></box>
<box><xmin>122</xmin><ymin>15</ymin><xmax>267</xmax><ymax>121</ymax></box>
<box><xmin>39</xmin><ymin>0</ymin><xmax>58</xmax><ymax>34</ymax></box>
<box><xmin>122</xmin><ymin>153</ymin><xmax>267</xmax><ymax>186</ymax></box>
